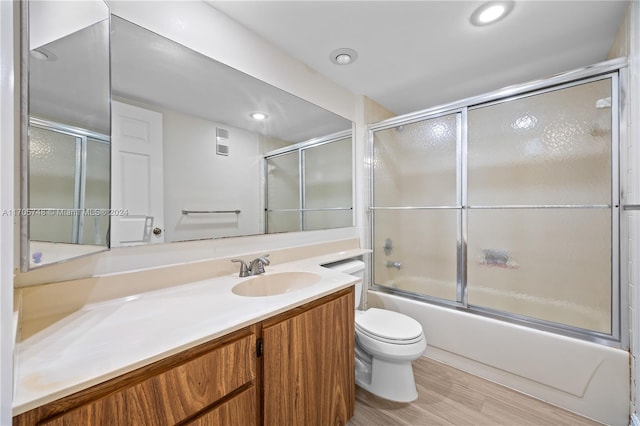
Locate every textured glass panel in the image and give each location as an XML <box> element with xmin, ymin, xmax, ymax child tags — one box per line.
<box><xmin>266</xmin><ymin>152</ymin><xmax>300</xmax><ymax>233</ymax></box>
<box><xmin>304</xmin><ymin>210</ymin><xmax>352</xmax><ymax>231</ymax></box>
<box><xmin>267</xmin><ymin>211</ymin><xmax>300</xmax><ymax>234</ymax></box>
<box><xmin>373</xmin><ymin>114</ymin><xmax>458</xmax><ymax>207</ymax></box>
<box><xmin>28</xmin><ymin>127</ymin><xmax>77</xmax><ymax>243</ymax></box>
<box><xmin>304</xmin><ymin>137</ymin><xmax>352</xmax><ymax>211</ymax></box>
<box><xmin>468</xmin><ymin>79</ymin><xmax>612</xmax><ymax>206</ymax></box>
<box><xmin>373</xmin><ymin>209</ymin><xmax>458</xmax><ymax>301</ymax></box>
<box><xmin>82</xmin><ymin>139</ymin><xmax>110</xmax><ymax>246</ymax></box>
<box><xmin>467</xmin><ymin>208</ymin><xmax>611</xmax><ymax>333</ymax></box>
<box><xmin>266</xmin><ymin>152</ymin><xmax>299</xmax><ymax>210</ymax></box>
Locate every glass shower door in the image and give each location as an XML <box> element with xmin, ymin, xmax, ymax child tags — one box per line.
<box><xmin>28</xmin><ymin>125</ymin><xmax>112</xmax><ymax>247</ymax></box>
<box><xmin>303</xmin><ymin>137</ymin><xmax>352</xmax><ymax>230</ymax></box>
<box><xmin>466</xmin><ymin>78</ymin><xmax>614</xmax><ymax>334</ymax></box>
<box><xmin>369</xmin><ymin>71</ymin><xmax>619</xmax><ymax>340</ymax></box>
<box><xmin>28</xmin><ymin>126</ymin><xmax>79</xmax><ymax>243</ymax></box>
<box><xmin>265</xmin><ymin>134</ymin><xmax>354</xmax><ymax>234</ymax></box>
<box><xmin>82</xmin><ymin>138</ymin><xmax>111</xmax><ymax>245</ymax></box>
<box><xmin>372</xmin><ymin>113</ymin><xmax>460</xmax><ymax>302</ymax></box>
<box><xmin>266</xmin><ymin>152</ymin><xmax>301</xmax><ymax>233</ymax></box>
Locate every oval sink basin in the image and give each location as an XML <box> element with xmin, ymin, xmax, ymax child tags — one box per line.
<box><xmin>232</xmin><ymin>272</ymin><xmax>322</xmax><ymax>297</ymax></box>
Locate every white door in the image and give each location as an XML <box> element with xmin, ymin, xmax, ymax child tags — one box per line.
<box><xmin>111</xmin><ymin>101</ymin><xmax>164</xmax><ymax>246</ymax></box>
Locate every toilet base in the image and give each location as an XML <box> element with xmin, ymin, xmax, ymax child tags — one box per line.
<box><xmin>355</xmin><ymin>356</ymin><xmax>419</xmax><ymax>403</ymax></box>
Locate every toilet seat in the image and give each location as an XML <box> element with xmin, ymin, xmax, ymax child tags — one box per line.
<box><xmin>355</xmin><ymin>308</ymin><xmax>423</xmax><ymax>344</ymax></box>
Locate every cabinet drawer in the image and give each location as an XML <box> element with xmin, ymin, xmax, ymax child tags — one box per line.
<box><xmin>185</xmin><ymin>386</ymin><xmax>257</xmax><ymax>426</ymax></box>
<box><xmin>39</xmin><ymin>333</ymin><xmax>256</xmax><ymax>426</ymax></box>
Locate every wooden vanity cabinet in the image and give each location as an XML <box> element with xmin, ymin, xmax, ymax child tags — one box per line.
<box><xmin>13</xmin><ymin>325</ymin><xmax>260</xmax><ymax>426</ymax></box>
<box><xmin>14</xmin><ymin>286</ymin><xmax>355</xmax><ymax>426</ymax></box>
<box><xmin>262</xmin><ymin>287</ymin><xmax>355</xmax><ymax>426</ymax></box>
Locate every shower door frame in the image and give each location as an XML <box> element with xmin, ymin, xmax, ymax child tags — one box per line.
<box><xmin>28</xmin><ymin>117</ymin><xmax>110</xmax><ymax>245</ymax></box>
<box><xmin>264</xmin><ymin>129</ymin><xmax>354</xmax><ymax>233</ymax></box>
<box><xmin>367</xmin><ymin>57</ymin><xmax>628</xmax><ymax>348</ymax></box>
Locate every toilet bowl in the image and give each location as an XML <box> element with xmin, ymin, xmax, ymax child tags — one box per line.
<box><xmin>325</xmin><ymin>259</ymin><xmax>426</xmax><ymax>403</ymax></box>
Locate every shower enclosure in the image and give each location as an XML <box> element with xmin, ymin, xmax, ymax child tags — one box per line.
<box><xmin>265</xmin><ymin>132</ymin><xmax>353</xmax><ymax>233</ymax></box>
<box><xmin>28</xmin><ymin>118</ymin><xmax>110</xmax><ymax>247</ymax></box>
<box><xmin>369</xmin><ymin>60</ymin><xmax>623</xmax><ymax>345</ymax></box>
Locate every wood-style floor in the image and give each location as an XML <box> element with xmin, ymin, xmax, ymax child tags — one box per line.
<box><xmin>348</xmin><ymin>357</ymin><xmax>603</xmax><ymax>426</ymax></box>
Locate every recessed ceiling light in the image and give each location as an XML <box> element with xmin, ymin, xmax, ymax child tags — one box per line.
<box><xmin>250</xmin><ymin>112</ymin><xmax>268</xmax><ymax>121</ymax></box>
<box><xmin>470</xmin><ymin>1</ymin><xmax>514</xmax><ymax>26</ymax></box>
<box><xmin>30</xmin><ymin>47</ymin><xmax>57</xmax><ymax>61</ymax></box>
<box><xmin>330</xmin><ymin>48</ymin><xmax>358</xmax><ymax>66</ymax></box>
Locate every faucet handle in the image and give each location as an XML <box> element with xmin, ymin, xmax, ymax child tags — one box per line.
<box><xmin>231</xmin><ymin>259</ymin><xmax>250</xmax><ymax>277</ymax></box>
<box><xmin>249</xmin><ymin>254</ymin><xmax>270</xmax><ymax>275</ymax></box>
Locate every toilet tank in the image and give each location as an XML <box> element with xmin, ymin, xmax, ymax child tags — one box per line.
<box><xmin>324</xmin><ymin>259</ymin><xmax>365</xmax><ymax>308</ymax></box>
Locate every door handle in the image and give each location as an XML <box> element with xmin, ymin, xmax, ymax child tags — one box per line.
<box><xmin>153</xmin><ymin>227</ymin><xmax>162</xmax><ymax>235</ymax></box>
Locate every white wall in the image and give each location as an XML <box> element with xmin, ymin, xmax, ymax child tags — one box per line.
<box><xmin>608</xmin><ymin>2</ymin><xmax>640</xmax><ymax>423</ymax></box>
<box><xmin>162</xmin><ymin>107</ymin><xmax>263</xmax><ymax>242</ymax></box>
<box><xmin>28</xmin><ymin>0</ymin><xmax>107</xmax><ymax>50</ymax></box>
<box><xmin>0</xmin><ymin>1</ymin><xmax>16</xmax><ymax>423</ymax></box>
<box><xmin>627</xmin><ymin>1</ymin><xmax>640</xmax><ymax>423</ymax></box>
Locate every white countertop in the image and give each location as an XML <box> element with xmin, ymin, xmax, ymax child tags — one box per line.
<box><xmin>13</xmin><ymin>251</ymin><xmax>366</xmax><ymax>415</ymax></box>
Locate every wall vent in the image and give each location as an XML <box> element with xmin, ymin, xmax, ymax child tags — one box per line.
<box><xmin>216</xmin><ymin>127</ymin><xmax>229</xmax><ymax>156</ymax></box>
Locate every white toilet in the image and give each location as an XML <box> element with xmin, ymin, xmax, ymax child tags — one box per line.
<box><xmin>327</xmin><ymin>260</ymin><xmax>427</xmax><ymax>402</ymax></box>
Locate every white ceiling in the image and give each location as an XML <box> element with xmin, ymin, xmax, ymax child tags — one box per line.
<box><xmin>207</xmin><ymin>0</ymin><xmax>630</xmax><ymax>115</ymax></box>
<box><xmin>29</xmin><ymin>19</ymin><xmax>111</xmax><ymax>134</ymax></box>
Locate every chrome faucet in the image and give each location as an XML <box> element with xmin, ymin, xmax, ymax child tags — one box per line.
<box><xmin>231</xmin><ymin>254</ymin><xmax>270</xmax><ymax>277</ymax></box>
<box><xmin>231</xmin><ymin>259</ymin><xmax>250</xmax><ymax>277</ymax></box>
<box><xmin>249</xmin><ymin>254</ymin><xmax>270</xmax><ymax>275</ymax></box>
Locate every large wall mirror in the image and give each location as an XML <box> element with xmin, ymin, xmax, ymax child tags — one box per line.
<box><xmin>21</xmin><ymin>8</ymin><xmax>353</xmax><ymax>271</ymax></box>
<box><xmin>108</xmin><ymin>16</ymin><xmax>352</xmax><ymax>248</ymax></box>
<box><xmin>21</xmin><ymin>1</ymin><xmax>111</xmax><ymax>271</ymax></box>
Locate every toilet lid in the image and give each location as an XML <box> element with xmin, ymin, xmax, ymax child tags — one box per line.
<box><xmin>355</xmin><ymin>308</ymin><xmax>423</xmax><ymax>342</ymax></box>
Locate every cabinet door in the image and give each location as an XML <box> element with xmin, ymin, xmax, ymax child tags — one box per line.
<box><xmin>263</xmin><ymin>289</ymin><xmax>355</xmax><ymax>426</ymax></box>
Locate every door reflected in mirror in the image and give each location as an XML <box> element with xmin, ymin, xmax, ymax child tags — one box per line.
<box><xmin>22</xmin><ymin>1</ymin><xmax>111</xmax><ymax>270</ymax></box>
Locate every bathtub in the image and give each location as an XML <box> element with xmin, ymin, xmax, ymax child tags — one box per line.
<box><xmin>367</xmin><ymin>289</ymin><xmax>629</xmax><ymax>425</ymax></box>
<box><xmin>382</xmin><ymin>275</ymin><xmax>609</xmax><ymax>333</ymax></box>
